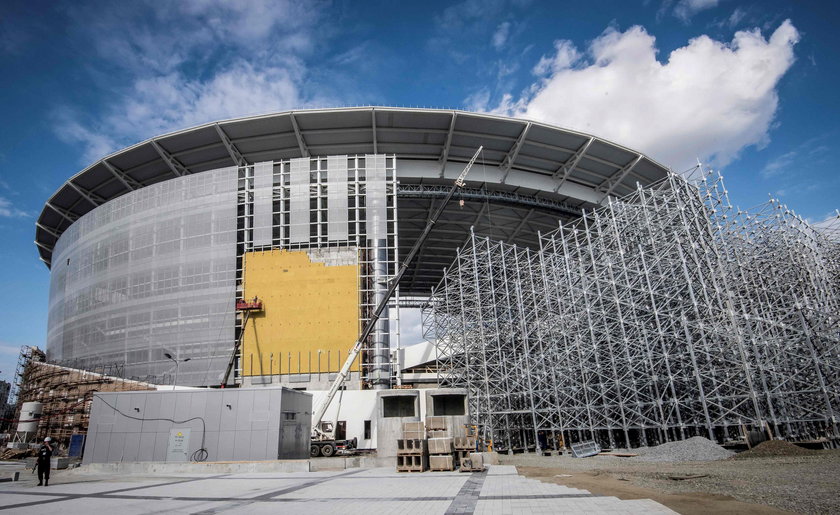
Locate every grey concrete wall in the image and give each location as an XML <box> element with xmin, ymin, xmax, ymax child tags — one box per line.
<box><xmin>375</xmin><ymin>390</ymin><xmax>420</xmax><ymax>457</ymax></box>
<box><xmin>424</xmin><ymin>388</ymin><xmax>470</xmax><ymax>437</ymax></box>
<box><xmin>84</xmin><ymin>387</ymin><xmax>311</xmax><ymax>464</ymax></box>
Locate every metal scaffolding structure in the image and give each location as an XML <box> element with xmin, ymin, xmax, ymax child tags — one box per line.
<box><xmin>424</xmin><ymin>171</ymin><xmax>840</xmax><ymax>451</ymax></box>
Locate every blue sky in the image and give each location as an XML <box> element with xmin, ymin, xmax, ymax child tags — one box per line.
<box><xmin>1</xmin><ymin>0</ymin><xmax>838</xmax><ymax>383</ymax></box>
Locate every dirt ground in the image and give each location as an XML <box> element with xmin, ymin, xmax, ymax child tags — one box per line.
<box><xmin>502</xmin><ymin>449</ymin><xmax>840</xmax><ymax>514</ymax></box>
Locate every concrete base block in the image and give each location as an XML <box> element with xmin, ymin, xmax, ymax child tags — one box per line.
<box><xmin>397</xmin><ymin>439</ymin><xmax>427</xmax><ymax>455</ymax></box>
<box><xmin>51</xmin><ymin>457</ymin><xmax>70</xmax><ymax>470</ymax></box>
<box><xmin>429</xmin><ymin>454</ymin><xmax>454</xmax><ymax>471</ymax></box>
<box><xmin>428</xmin><ymin>437</ymin><xmax>453</xmax><ymax>454</ymax></box>
<box><xmin>396</xmin><ymin>454</ymin><xmax>427</xmax><ymax>472</ymax></box>
<box><xmin>70</xmin><ymin>459</ymin><xmax>311</xmax><ymax>476</ymax></box>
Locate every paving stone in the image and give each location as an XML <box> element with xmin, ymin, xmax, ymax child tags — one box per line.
<box><xmin>0</xmin><ymin>464</ymin><xmax>677</xmax><ymax>514</ymax></box>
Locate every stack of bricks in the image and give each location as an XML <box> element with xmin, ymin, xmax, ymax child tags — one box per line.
<box><xmin>453</xmin><ymin>435</ymin><xmax>477</xmax><ymax>465</ymax></box>
<box><xmin>396</xmin><ymin>421</ymin><xmax>427</xmax><ymax>472</ymax></box>
<box><xmin>426</xmin><ymin>416</ymin><xmax>455</xmax><ymax>471</ymax></box>
<box><xmin>459</xmin><ymin>452</ymin><xmax>485</xmax><ymax>472</ymax></box>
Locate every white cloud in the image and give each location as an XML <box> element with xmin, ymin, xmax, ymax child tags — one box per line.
<box><xmin>464</xmin><ymin>89</ymin><xmax>492</xmax><ymax>112</ymax></box>
<box><xmin>0</xmin><ymin>197</ymin><xmax>30</xmax><ymax>218</ymax></box>
<box><xmin>673</xmin><ymin>0</ymin><xmax>719</xmax><ymax>22</ymax></box>
<box><xmin>492</xmin><ymin>21</ymin><xmax>511</xmax><ymax>50</ymax></box>
<box><xmin>54</xmin><ymin>0</ymin><xmax>330</xmax><ymax>165</ymax></box>
<box><xmin>762</xmin><ymin>150</ymin><xmax>798</xmax><ymax>178</ymax></box>
<box><xmin>53</xmin><ymin>109</ymin><xmax>120</xmax><ymax>164</ymax></box>
<box><xmin>532</xmin><ymin>40</ymin><xmax>579</xmax><ymax>76</ymax></box>
<box><xmin>726</xmin><ymin>8</ymin><xmax>747</xmax><ymax>28</ymax></box>
<box><xmin>482</xmin><ymin>21</ymin><xmax>799</xmax><ymax>171</ymax></box>
<box><xmin>761</xmin><ymin>133</ymin><xmax>831</xmax><ymax>179</ymax></box>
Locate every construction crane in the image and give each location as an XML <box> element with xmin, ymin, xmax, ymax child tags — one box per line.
<box><xmin>220</xmin><ymin>298</ymin><xmax>263</xmax><ymax>387</ymax></box>
<box><xmin>310</xmin><ymin>146</ymin><xmax>483</xmax><ymax>456</ymax></box>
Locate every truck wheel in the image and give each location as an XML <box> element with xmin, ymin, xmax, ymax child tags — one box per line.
<box><xmin>310</xmin><ymin>444</ymin><xmax>320</xmax><ymax>457</ymax></box>
<box><xmin>321</xmin><ymin>444</ymin><xmax>335</xmax><ymax>457</ymax></box>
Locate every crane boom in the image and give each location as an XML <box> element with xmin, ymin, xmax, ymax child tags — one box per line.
<box><xmin>312</xmin><ymin>146</ymin><xmax>483</xmax><ymax>433</ymax></box>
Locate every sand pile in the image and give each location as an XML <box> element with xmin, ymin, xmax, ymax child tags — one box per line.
<box><xmin>734</xmin><ymin>439</ymin><xmax>816</xmax><ymax>459</ymax></box>
<box><xmin>632</xmin><ymin>436</ymin><xmax>734</xmax><ymax>462</ymax></box>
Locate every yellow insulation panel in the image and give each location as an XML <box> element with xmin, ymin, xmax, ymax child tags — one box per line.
<box><xmin>241</xmin><ymin>250</ymin><xmax>360</xmax><ymax>376</ymax></box>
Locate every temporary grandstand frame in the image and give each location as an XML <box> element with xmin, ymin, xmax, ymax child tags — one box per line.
<box><xmin>425</xmin><ymin>171</ymin><xmax>840</xmax><ymax>451</ymax></box>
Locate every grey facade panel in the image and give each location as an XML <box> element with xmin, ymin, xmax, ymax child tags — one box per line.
<box><xmin>327</xmin><ymin>155</ymin><xmax>348</xmax><ymax>240</ymax></box>
<box><xmin>289</xmin><ymin>157</ymin><xmax>309</xmax><ymax>243</ymax></box>
<box><xmin>84</xmin><ymin>387</ymin><xmax>312</xmax><ymax>464</ymax></box>
<box><xmin>253</xmin><ymin>161</ymin><xmax>274</xmax><ymax>246</ymax></box>
<box><xmin>46</xmin><ymin>168</ymin><xmax>238</xmax><ymax>385</ymax></box>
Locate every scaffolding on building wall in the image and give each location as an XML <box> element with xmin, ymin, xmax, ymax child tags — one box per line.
<box><xmin>12</xmin><ymin>357</ymin><xmax>155</xmax><ymax>448</ymax></box>
<box><xmin>424</xmin><ymin>171</ymin><xmax>840</xmax><ymax>452</ymax></box>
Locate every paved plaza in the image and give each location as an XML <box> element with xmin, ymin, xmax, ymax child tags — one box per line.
<box><xmin>0</xmin><ymin>465</ymin><xmax>676</xmax><ymax>514</ymax></box>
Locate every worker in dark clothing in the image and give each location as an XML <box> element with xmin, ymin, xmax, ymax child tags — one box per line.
<box><xmin>36</xmin><ymin>437</ymin><xmax>52</xmax><ymax>486</ymax></box>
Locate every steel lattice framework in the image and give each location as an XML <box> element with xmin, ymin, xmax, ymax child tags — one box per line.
<box><xmin>424</xmin><ymin>171</ymin><xmax>840</xmax><ymax>451</ymax></box>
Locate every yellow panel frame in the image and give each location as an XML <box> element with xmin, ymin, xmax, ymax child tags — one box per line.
<box><xmin>241</xmin><ymin>249</ymin><xmax>360</xmax><ymax>376</ymax></box>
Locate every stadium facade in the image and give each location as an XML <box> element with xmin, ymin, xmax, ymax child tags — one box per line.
<box><xmin>37</xmin><ymin>107</ymin><xmax>671</xmax><ymax>389</ymax></box>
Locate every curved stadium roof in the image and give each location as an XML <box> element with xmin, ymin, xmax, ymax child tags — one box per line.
<box><xmin>36</xmin><ymin>107</ymin><xmax>671</xmax><ymax>294</ymax></box>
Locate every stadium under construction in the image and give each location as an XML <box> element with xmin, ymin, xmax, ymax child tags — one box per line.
<box><xmin>22</xmin><ymin>107</ymin><xmax>839</xmax><ymax>454</ymax></box>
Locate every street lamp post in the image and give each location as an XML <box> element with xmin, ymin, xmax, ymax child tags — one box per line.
<box><xmin>164</xmin><ymin>353</ymin><xmax>191</xmax><ymax>390</ymax></box>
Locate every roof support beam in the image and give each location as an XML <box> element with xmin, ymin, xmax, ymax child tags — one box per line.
<box><xmin>599</xmin><ymin>154</ymin><xmax>643</xmax><ymax>200</ymax></box>
<box><xmin>471</xmin><ymin>201</ymin><xmax>489</xmax><ymax>227</ymax></box>
<box><xmin>34</xmin><ymin>240</ymin><xmax>53</xmax><ymax>251</ymax></box>
<box><xmin>36</xmin><ymin>221</ymin><xmax>62</xmax><ymax>238</ymax></box>
<box><xmin>508</xmin><ymin>208</ymin><xmax>534</xmax><ymax>243</ymax></box>
<box><xmin>439</xmin><ymin>112</ymin><xmax>457</xmax><ymax>178</ymax></box>
<box><xmin>371</xmin><ymin>108</ymin><xmax>378</xmax><ymax>154</ymax></box>
<box><xmin>289</xmin><ymin>113</ymin><xmax>310</xmax><ymax>158</ymax></box>
<box><xmin>151</xmin><ymin>140</ymin><xmax>189</xmax><ymax>177</ymax></box>
<box><xmin>500</xmin><ymin>122</ymin><xmax>531</xmax><ymax>184</ymax></box>
<box><xmin>552</xmin><ymin>137</ymin><xmax>594</xmax><ymax>192</ymax></box>
<box><xmin>45</xmin><ymin>203</ymin><xmax>78</xmax><ymax>224</ymax></box>
<box><xmin>102</xmin><ymin>160</ymin><xmax>141</xmax><ymax>191</ymax></box>
<box><xmin>214</xmin><ymin>123</ymin><xmax>247</xmax><ymax>167</ymax></box>
<box><xmin>67</xmin><ymin>181</ymin><xmax>105</xmax><ymax>207</ymax></box>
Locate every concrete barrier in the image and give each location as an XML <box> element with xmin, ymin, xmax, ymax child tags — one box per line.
<box><xmin>67</xmin><ymin>459</ymin><xmax>311</xmax><ymax>476</ymax></box>
<box><xmin>478</xmin><ymin>451</ymin><xmax>500</xmax><ymax>465</ymax></box>
<box><xmin>68</xmin><ymin>455</ymin><xmax>397</xmax><ymax>476</ymax></box>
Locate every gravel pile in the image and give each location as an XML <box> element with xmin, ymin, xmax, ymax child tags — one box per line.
<box><xmin>734</xmin><ymin>439</ymin><xmax>816</xmax><ymax>459</ymax></box>
<box><xmin>632</xmin><ymin>436</ymin><xmax>734</xmax><ymax>462</ymax></box>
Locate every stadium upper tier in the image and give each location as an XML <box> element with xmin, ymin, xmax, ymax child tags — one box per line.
<box><xmin>36</xmin><ymin>107</ymin><xmax>670</xmax><ymax>293</ymax></box>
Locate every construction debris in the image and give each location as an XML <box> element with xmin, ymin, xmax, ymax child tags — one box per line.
<box><xmin>632</xmin><ymin>437</ymin><xmax>734</xmax><ymax>462</ymax></box>
<box><xmin>734</xmin><ymin>440</ymin><xmax>817</xmax><ymax>459</ymax></box>
<box><xmin>668</xmin><ymin>474</ymin><xmax>709</xmax><ymax>481</ymax></box>
<box><xmin>570</xmin><ymin>441</ymin><xmax>602</xmax><ymax>458</ymax></box>
<box><xmin>0</xmin><ymin>447</ymin><xmax>34</xmax><ymax>460</ymax></box>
